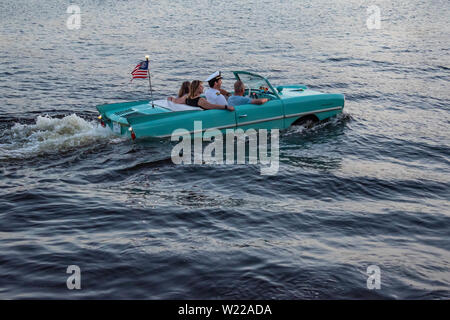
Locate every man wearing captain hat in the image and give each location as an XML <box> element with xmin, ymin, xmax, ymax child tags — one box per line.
<box><xmin>204</xmin><ymin>71</ymin><xmax>231</xmax><ymax>105</ymax></box>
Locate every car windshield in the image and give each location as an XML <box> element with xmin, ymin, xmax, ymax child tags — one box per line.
<box><xmin>233</xmin><ymin>72</ymin><xmax>276</xmax><ymax>95</ymax></box>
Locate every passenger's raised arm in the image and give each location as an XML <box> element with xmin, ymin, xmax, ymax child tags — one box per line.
<box><xmin>227</xmin><ymin>80</ymin><xmax>269</xmax><ymax>107</ymax></box>
<box><xmin>198</xmin><ymin>98</ymin><xmax>234</xmax><ymax>111</ymax></box>
<box><xmin>168</xmin><ymin>95</ymin><xmax>187</xmax><ymax>104</ymax></box>
<box><xmin>251</xmin><ymin>98</ymin><xmax>269</xmax><ymax>105</ymax></box>
<box><xmin>167</xmin><ymin>81</ymin><xmax>190</xmax><ymax>104</ymax></box>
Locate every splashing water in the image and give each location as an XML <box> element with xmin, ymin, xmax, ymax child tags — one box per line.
<box><xmin>283</xmin><ymin>112</ymin><xmax>352</xmax><ymax>137</ymax></box>
<box><xmin>0</xmin><ymin>114</ymin><xmax>116</xmax><ymax>160</ymax></box>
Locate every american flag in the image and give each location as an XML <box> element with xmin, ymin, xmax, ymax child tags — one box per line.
<box><xmin>131</xmin><ymin>60</ymin><xmax>149</xmax><ymax>80</ymax></box>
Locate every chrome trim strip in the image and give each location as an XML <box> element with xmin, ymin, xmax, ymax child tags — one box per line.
<box><xmin>156</xmin><ymin>123</ymin><xmax>237</xmax><ymax>138</ymax></box>
<box><xmin>237</xmin><ymin>115</ymin><xmax>284</xmax><ymax>126</ymax></box>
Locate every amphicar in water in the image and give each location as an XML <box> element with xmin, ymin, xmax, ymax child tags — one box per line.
<box><xmin>96</xmin><ymin>71</ymin><xmax>345</xmax><ymax>140</ymax></box>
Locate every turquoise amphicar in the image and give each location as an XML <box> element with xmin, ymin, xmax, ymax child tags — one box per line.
<box><xmin>96</xmin><ymin>71</ymin><xmax>345</xmax><ymax>140</ymax></box>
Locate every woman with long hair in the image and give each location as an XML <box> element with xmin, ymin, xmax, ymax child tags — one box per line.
<box><xmin>167</xmin><ymin>81</ymin><xmax>191</xmax><ymax>104</ymax></box>
<box><xmin>185</xmin><ymin>80</ymin><xmax>234</xmax><ymax>111</ymax></box>
<box><xmin>178</xmin><ymin>81</ymin><xmax>190</xmax><ymax>98</ymax></box>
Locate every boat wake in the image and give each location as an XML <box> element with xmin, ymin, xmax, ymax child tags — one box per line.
<box><xmin>283</xmin><ymin>112</ymin><xmax>352</xmax><ymax>136</ymax></box>
<box><xmin>0</xmin><ymin>114</ymin><xmax>119</xmax><ymax>160</ymax></box>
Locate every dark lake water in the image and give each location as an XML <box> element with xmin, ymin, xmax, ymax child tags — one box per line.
<box><xmin>0</xmin><ymin>0</ymin><xmax>449</xmax><ymax>299</ymax></box>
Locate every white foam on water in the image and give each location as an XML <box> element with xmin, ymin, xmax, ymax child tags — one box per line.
<box><xmin>0</xmin><ymin>114</ymin><xmax>120</xmax><ymax>160</ymax></box>
<box><xmin>283</xmin><ymin>112</ymin><xmax>352</xmax><ymax>136</ymax></box>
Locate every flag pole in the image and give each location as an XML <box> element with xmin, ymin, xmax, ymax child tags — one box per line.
<box><xmin>145</xmin><ymin>55</ymin><xmax>154</xmax><ymax>108</ymax></box>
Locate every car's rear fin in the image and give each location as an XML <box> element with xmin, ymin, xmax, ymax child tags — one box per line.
<box><xmin>127</xmin><ymin>110</ymin><xmax>199</xmax><ymax>126</ymax></box>
<box><xmin>96</xmin><ymin>100</ymin><xmax>150</xmax><ymax>115</ymax></box>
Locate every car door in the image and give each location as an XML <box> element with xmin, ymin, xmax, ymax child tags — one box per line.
<box><xmin>235</xmin><ymin>99</ymin><xmax>284</xmax><ymax>131</ymax></box>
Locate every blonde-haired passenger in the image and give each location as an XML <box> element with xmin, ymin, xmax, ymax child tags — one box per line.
<box><xmin>184</xmin><ymin>80</ymin><xmax>234</xmax><ymax>111</ymax></box>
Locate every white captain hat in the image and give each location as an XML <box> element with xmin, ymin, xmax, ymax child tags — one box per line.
<box><xmin>205</xmin><ymin>71</ymin><xmax>223</xmax><ymax>82</ymax></box>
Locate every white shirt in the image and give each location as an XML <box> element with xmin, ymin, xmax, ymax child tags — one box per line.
<box><xmin>205</xmin><ymin>88</ymin><xmax>227</xmax><ymax>105</ymax></box>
